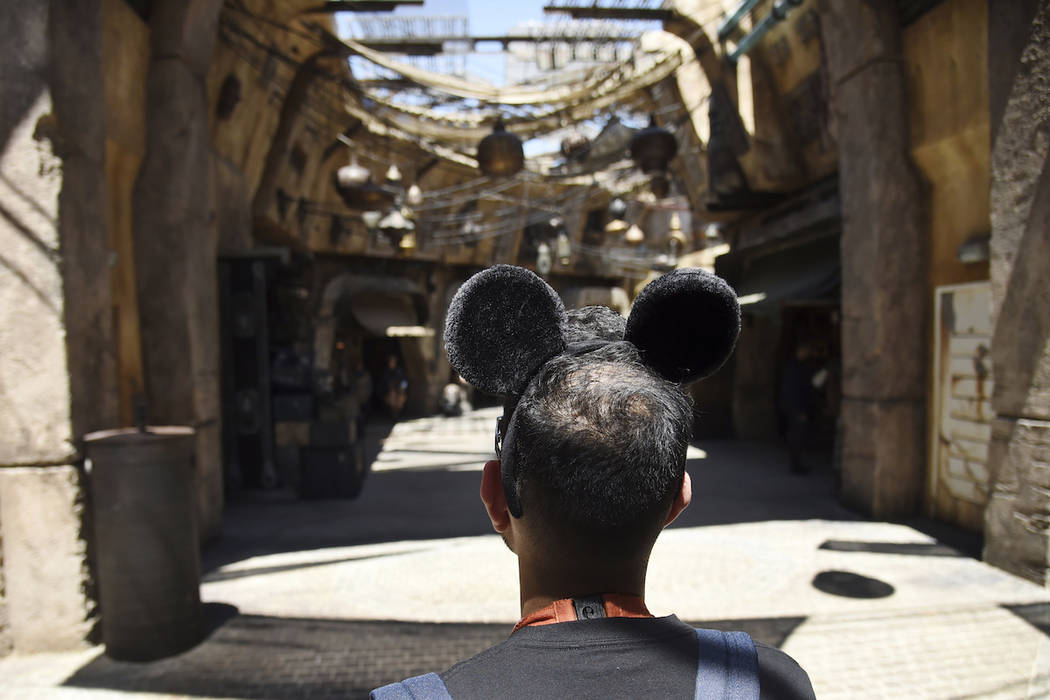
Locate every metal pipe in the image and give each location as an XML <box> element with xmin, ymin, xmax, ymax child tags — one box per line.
<box><xmin>717</xmin><ymin>0</ymin><xmax>764</xmax><ymax>42</ymax></box>
<box><xmin>727</xmin><ymin>0</ymin><xmax>803</xmax><ymax>64</ymax></box>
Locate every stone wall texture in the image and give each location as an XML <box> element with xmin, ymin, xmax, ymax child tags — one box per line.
<box><xmin>0</xmin><ymin>467</ymin><xmax>95</xmax><ymax>652</ymax></box>
<box><xmin>820</xmin><ymin>0</ymin><xmax>928</xmax><ymax>516</ymax></box>
<box><xmin>133</xmin><ymin>0</ymin><xmax>225</xmax><ymax>541</ymax></box>
<box><xmin>985</xmin><ymin>0</ymin><xmax>1050</xmax><ymax>586</ymax></box>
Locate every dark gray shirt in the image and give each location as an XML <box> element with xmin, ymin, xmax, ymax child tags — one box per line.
<box><xmin>441</xmin><ymin>615</ymin><xmax>816</xmax><ymax>699</ymax></box>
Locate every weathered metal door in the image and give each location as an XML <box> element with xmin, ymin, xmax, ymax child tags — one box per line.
<box><xmin>929</xmin><ymin>282</ymin><xmax>993</xmax><ymax>530</ymax></box>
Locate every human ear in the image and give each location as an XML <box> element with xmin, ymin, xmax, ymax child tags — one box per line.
<box><xmin>664</xmin><ymin>471</ymin><xmax>692</xmax><ymax>527</ymax></box>
<box><xmin>480</xmin><ymin>460</ymin><xmax>512</xmax><ymax>533</ymax></box>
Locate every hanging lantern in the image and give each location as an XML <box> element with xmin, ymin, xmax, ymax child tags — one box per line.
<box><xmin>556</xmin><ymin>232</ymin><xmax>571</xmax><ymax>265</ymax></box>
<box><xmin>536</xmin><ymin>242</ymin><xmax>552</xmax><ymax>276</ymax></box>
<box><xmin>385</xmin><ymin>163</ymin><xmax>403</xmax><ymax>184</ymax></box>
<box><xmin>378</xmin><ymin>208</ymin><xmax>415</xmax><ymax>248</ymax></box>
<box><xmin>406</xmin><ymin>184</ymin><xmax>424</xmax><ymax>207</ymax></box>
<box><xmin>477</xmin><ymin>119</ymin><xmax>524</xmax><ymax>177</ymax></box>
<box><xmin>361</xmin><ymin>210</ymin><xmax>382</xmax><ymax>230</ymax></box>
<box><xmin>336</xmin><ymin>156</ymin><xmax>369</xmax><ymax>188</ymax></box>
<box><xmin>605</xmin><ymin>218</ymin><xmax>628</xmax><ymax>234</ymax></box>
<box><xmin>334</xmin><ymin>175</ymin><xmax>394</xmax><ymax>210</ymax></box>
<box><xmin>629</xmin><ymin>115</ymin><xmax>678</xmax><ymax>174</ymax></box>
<box><xmin>398</xmin><ymin>231</ymin><xmax>417</xmax><ymax>253</ymax></box>
<box><xmin>650</xmin><ymin>173</ymin><xmax>671</xmax><ymax>199</ymax></box>
<box><xmin>608</xmin><ymin>197</ymin><xmax>627</xmax><ymax>220</ymax></box>
<box><xmin>625</xmin><ymin>223</ymin><xmax>645</xmax><ymax>245</ymax></box>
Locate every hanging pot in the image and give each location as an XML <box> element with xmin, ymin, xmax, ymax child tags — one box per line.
<box><xmin>478</xmin><ymin>119</ymin><xmax>524</xmax><ymax>177</ymax></box>
<box><xmin>629</xmin><ymin>115</ymin><xmax>678</xmax><ymax>174</ymax></box>
<box><xmin>650</xmin><ymin>173</ymin><xmax>671</xmax><ymax>199</ymax></box>
<box><xmin>334</xmin><ymin>175</ymin><xmax>395</xmax><ymax>210</ymax></box>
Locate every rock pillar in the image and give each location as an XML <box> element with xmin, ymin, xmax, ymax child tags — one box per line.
<box><xmin>984</xmin><ymin>0</ymin><xmax>1050</xmax><ymax>586</ymax></box>
<box><xmin>820</xmin><ymin>1</ymin><xmax>928</xmax><ymax>515</ymax></box>
<box><xmin>0</xmin><ymin>1</ymin><xmax>116</xmax><ymax>651</ymax></box>
<box><xmin>132</xmin><ymin>0</ymin><xmax>225</xmax><ymax>540</ymax></box>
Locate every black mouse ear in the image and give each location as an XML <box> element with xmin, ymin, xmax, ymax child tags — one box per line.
<box><xmin>624</xmin><ymin>268</ymin><xmax>740</xmax><ymax>383</ymax></box>
<box><xmin>444</xmin><ymin>265</ymin><xmax>568</xmax><ymax>396</ymax></box>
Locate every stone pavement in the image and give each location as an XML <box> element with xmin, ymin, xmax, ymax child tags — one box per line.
<box><xmin>2</xmin><ymin>407</ymin><xmax>1049</xmax><ymax>699</ymax></box>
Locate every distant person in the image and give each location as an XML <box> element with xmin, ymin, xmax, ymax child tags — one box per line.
<box><xmin>440</xmin><ymin>374</ymin><xmax>473</xmax><ymax>417</ymax></box>
<box><xmin>379</xmin><ymin>354</ymin><xmax>408</xmax><ymax>418</ymax></box>
<box><xmin>372</xmin><ymin>265</ymin><xmax>814</xmax><ymax>699</ymax></box>
<box><xmin>779</xmin><ymin>344</ymin><xmax>816</xmax><ymax>474</ymax></box>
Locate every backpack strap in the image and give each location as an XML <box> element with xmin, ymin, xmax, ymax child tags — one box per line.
<box><xmin>694</xmin><ymin>628</ymin><xmax>760</xmax><ymax>700</ymax></box>
<box><xmin>370</xmin><ymin>672</ymin><xmax>453</xmax><ymax>700</ymax></box>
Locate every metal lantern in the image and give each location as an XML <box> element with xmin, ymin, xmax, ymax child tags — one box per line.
<box><xmin>334</xmin><ymin>175</ymin><xmax>395</xmax><ymax>210</ymax></box>
<box><xmin>385</xmin><ymin>164</ymin><xmax>403</xmax><ymax>184</ymax></box>
<box><xmin>398</xmin><ymin>231</ymin><xmax>417</xmax><ymax>253</ymax></box>
<box><xmin>608</xmin><ymin>197</ymin><xmax>627</xmax><ymax>220</ymax></box>
<box><xmin>379</xmin><ymin>208</ymin><xmax>415</xmax><ymax>237</ymax></box>
<box><xmin>555</xmin><ymin>232</ymin><xmax>571</xmax><ymax>265</ymax></box>
<box><xmin>477</xmin><ymin>119</ymin><xmax>524</xmax><ymax>177</ymax></box>
<box><xmin>629</xmin><ymin>115</ymin><xmax>678</xmax><ymax>174</ymax></box>
<box><xmin>605</xmin><ymin>218</ymin><xmax>628</xmax><ymax>234</ymax></box>
<box><xmin>406</xmin><ymin>184</ymin><xmax>424</xmax><ymax>207</ymax></box>
<box><xmin>625</xmin><ymin>223</ymin><xmax>645</xmax><ymax>245</ymax></box>
<box><xmin>361</xmin><ymin>210</ymin><xmax>382</xmax><ymax>230</ymax></box>
<box><xmin>536</xmin><ymin>242</ymin><xmax>552</xmax><ymax>276</ymax></box>
<box><xmin>650</xmin><ymin>173</ymin><xmax>671</xmax><ymax>199</ymax></box>
<box><xmin>336</xmin><ymin>157</ymin><xmax>370</xmax><ymax>188</ymax></box>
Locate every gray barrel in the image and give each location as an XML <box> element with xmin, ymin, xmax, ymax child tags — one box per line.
<box><xmin>85</xmin><ymin>427</ymin><xmax>202</xmax><ymax>661</ymax></box>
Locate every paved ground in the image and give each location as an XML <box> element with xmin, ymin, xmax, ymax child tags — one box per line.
<box><xmin>2</xmin><ymin>407</ymin><xmax>1050</xmax><ymax>699</ymax></box>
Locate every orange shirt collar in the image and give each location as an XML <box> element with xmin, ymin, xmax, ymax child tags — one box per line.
<box><xmin>513</xmin><ymin>594</ymin><xmax>652</xmax><ymax>632</ymax></box>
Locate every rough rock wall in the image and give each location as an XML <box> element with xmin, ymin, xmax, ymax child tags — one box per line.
<box><xmin>984</xmin><ymin>0</ymin><xmax>1050</xmax><ymax>586</ymax></box>
<box><xmin>132</xmin><ymin>0</ymin><xmax>226</xmax><ymax>541</ymax></box>
<box><xmin>820</xmin><ymin>0</ymin><xmax>928</xmax><ymax>515</ymax></box>
<box><xmin>0</xmin><ymin>0</ymin><xmax>114</xmax><ymax>652</ymax></box>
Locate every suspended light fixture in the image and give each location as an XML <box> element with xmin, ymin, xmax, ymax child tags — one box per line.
<box><xmin>650</xmin><ymin>173</ymin><xmax>671</xmax><ymax>199</ymax></box>
<box><xmin>608</xmin><ymin>197</ymin><xmax>627</xmax><ymax>220</ymax></box>
<box><xmin>385</xmin><ymin>163</ymin><xmax>403</xmax><ymax>184</ymax></box>
<box><xmin>398</xmin><ymin>231</ymin><xmax>417</xmax><ymax>253</ymax></box>
<box><xmin>625</xmin><ymin>223</ymin><xmax>645</xmax><ymax>245</ymax></box>
<box><xmin>336</xmin><ymin>156</ymin><xmax>369</xmax><ymax>188</ymax></box>
<box><xmin>334</xmin><ymin>174</ymin><xmax>394</xmax><ymax>210</ymax></box>
<box><xmin>556</xmin><ymin>232</ymin><xmax>571</xmax><ymax>266</ymax></box>
<box><xmin>477</xmin><ymin>118</ymin><xmax>524</xmax><ymax>177</ymax></box>
<box><xmin>605</xmin><ymin>218</ymin><xmax>629</xmax><ymax>234</ymax></box>
<box><xmin>406</xmin><ymin>183</ymin><xmax>424</xmax><ymax>207</ymax></box>
<box><xmin>378</xmin><ymin>209</ymin><xmax>415</xmax><ymax>249</ymax></box>
<box><xmin>361</xmin><ymin>210</ymin><xmax>382</xmax><ymax>231</ymax></box>
<box><xmin>536</xmin><ymin>242</ymin><xmax>552</xmax><ymax>276</ymax></box>
<box><xmin>629</xmin><ymin>115</ymin><xmax>678</xmax><ymax>174</ymax></box>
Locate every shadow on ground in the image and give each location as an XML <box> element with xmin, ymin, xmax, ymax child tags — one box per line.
<box><xmin>62</xmin><ymin>605</ymin><xmax>806</xmax><ymax>700</ymax></box>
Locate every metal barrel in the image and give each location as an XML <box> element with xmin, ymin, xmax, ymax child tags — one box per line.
<box><xmin>85</xmin><ymin>427</ymin><xmax>201</xmax><ymax>661</ymax></box>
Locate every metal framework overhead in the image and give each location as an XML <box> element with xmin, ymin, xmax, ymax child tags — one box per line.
<box><xmin>543</xmin><ymin>1</ymin><xmax>676</xmax><ymax>22</ymax></box>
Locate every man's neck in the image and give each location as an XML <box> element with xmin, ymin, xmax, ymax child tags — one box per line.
<box><xmin>517</xmin><ymin>556</ymin><xmax>648</xmax><ymax>618</ymax></box>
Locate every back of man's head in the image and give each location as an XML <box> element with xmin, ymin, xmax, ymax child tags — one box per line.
<box><xmin>508</xmin><ymin>308</ymin><xmax>693</xmax><ymax>561</ymax></box>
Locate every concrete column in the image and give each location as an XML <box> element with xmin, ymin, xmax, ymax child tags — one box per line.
<box><xmin>132</xmin><ymin>0</ymin><xmax>225</xmax><ymax>541</ymax></box>
<box><xmin>984</xmin><ymin>0</ymin><xmax>1050</xmax><ymax>586</ymax></box>
<box><xmin>0</xmin><ymin>0</ymin><xmax>115</xmax><ymax>651</ymax></box>
<box><xmin>820</xmin><ymin>1</ymin><xmax>928</xmax><ymax>515</ymax></box>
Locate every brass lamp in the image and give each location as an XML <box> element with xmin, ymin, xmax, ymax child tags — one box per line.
<box><xmin>629</xmin><ymin>115</ymin><xmax>678</xmax><ymax>174</ymax></box>
<box><xmin>477</xmin><ymin>119</ymin><xmax>524</xmax><ymax>177</ymax></box>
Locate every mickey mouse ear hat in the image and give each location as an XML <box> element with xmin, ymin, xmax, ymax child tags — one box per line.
<box><xmin>444</xmin><ymin>264</ymin><xmax>740</xmax><ymax>515</ymax></box>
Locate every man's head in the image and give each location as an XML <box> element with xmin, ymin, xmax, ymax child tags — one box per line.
<box><xmin>503</xmin><ymin>331</ymin><xmax>693</xmax><ymax>562</ymax></box>
<box><xmin>445</xmin><ymin>265</ymin><xmax>740</xmax><ymax>568</ymax></box>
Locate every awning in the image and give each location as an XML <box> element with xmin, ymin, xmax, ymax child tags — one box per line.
<box><xmin>350</xmin><ymin>293</ymin><xmax>428</xmax><ymax>337</ymax></box>
<box><xmin>732</xmin><ymin>236</ymin><xmax>840</xmax><ymax>314</ymax></box>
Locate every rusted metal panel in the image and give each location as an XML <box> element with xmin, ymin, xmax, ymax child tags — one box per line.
<box><xmin>930</xmin><ymin>282</ymin><xmax>992</xmax><ymax>529</ymax></box>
